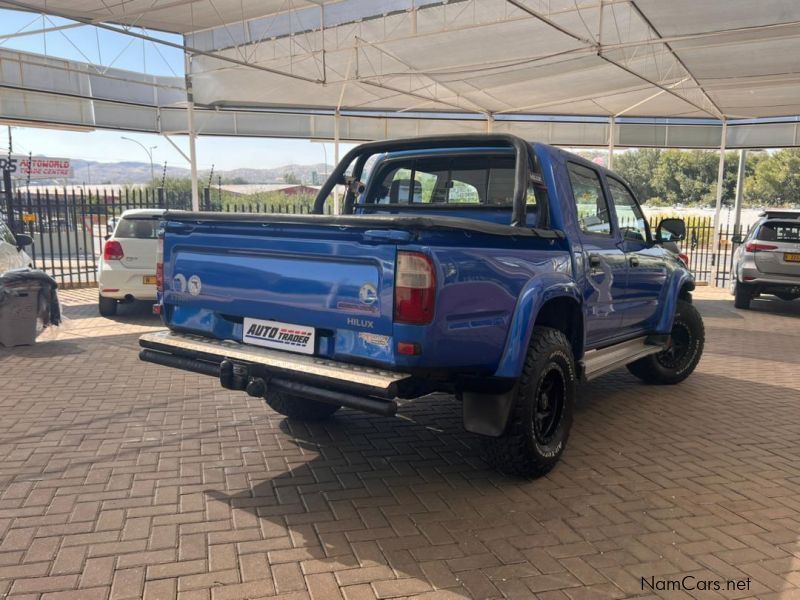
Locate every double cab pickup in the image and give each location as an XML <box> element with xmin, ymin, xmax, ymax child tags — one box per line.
<box><xmin>139</xmin><ymin>134</ymin><xmax>704</xmax><ymax>477</ymax></box>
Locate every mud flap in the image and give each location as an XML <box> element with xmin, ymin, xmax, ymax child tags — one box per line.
<box><xmin>462</xmin><ymin>388</ymin><xmax>516</xmax><ymax>437</ymax></box>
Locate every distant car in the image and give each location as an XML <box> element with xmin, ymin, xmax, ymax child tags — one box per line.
<box><xmin>0</xmin><ymin>217</ymin><xmax>33</xmax><ymax>273</ymax></box>
<box><xmin>731</xmin><ymin>210</ymin><xmax>800</xmax><ymax>309</ymax></box>
<box><xmin>97</xmin><ymin>209</ymin><xmax>165</xmax><ymax>316</ymax></box>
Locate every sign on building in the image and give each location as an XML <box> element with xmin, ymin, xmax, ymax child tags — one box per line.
<box><xmin>0</xmin><ymin>155</ymin><xmax>73</xmax><ymax>178</ymax></box>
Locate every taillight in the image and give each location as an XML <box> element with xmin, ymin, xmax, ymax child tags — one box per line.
<box><xmin>103</xmin><ymin>240</ymin><xmax>124</xmax><ymax>260</ymax></box>
<box><xmin>155</xmin><ymin>235</ymin><xmax>164</xmax><ymax>293</ymax></box>
<box><xmin>394</xmin><ymin>251</ymin><xmax>435</xmax><ymax>325</ymax></box>
<box><xmin>745</xmin><ymin>242</ymin><xmax>778</xmax><ymax>252</ymax></box>
<box><xmin>677</xmin><ymin>252</ymin><xmax>689</xmax><ymax>267</ymax></box>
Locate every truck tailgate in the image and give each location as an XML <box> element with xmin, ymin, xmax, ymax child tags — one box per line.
<box><xmin>161</xmin><ymin>219</ymin><xmax>395</xmax><ymax>364</ymax></box>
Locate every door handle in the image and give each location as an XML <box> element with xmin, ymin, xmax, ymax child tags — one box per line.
<box><xmin>629</xmin><ymin>256</ymin><xmax>640</xmax><ymax>267</ymax></box>
<box><xmin>589</xmin><ymin>255</ymin><xmax>601</xmax><ymax>267</ymax></box>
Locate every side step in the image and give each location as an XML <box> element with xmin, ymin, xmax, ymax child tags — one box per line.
<box><xmin>582</xmin><ymin>335</ymin><xmax>667</xmax><ymax>381</ymax></box>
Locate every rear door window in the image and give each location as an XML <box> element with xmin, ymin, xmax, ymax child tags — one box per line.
<box><xmin>568</xmin><ymin>162</ymin><xmax>612</xmax><ymax>236</ymax></box>
<box><xmin>115</xmin><ymin>218</ymin><xmax>159</xmax><ymax>239</ymax></box>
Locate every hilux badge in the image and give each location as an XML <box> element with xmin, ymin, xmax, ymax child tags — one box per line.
<box><xmin>358</xmin><ymin>283</ymin><xmax>378</xmax><ymax>306</ymax></box>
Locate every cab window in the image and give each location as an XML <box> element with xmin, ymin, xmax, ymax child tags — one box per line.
<box><xmin>568</xmin><ymin>162</ymin><xmax>611</xmax><ymax>235</ymax></box>
<box><xmin>607</xmin><ymin>177</ymin><xmax>649</xmax><ymax>243</ymax></box>
<box><xmin>367</xmin><ymin>155</ymin><xmax>526</xmax><ymax>207</ymax></box>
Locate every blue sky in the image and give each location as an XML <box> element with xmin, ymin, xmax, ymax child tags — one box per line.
<box><xmin>0</xmin><ymin>8</ymin><xmax>345</xmax><ymax>170</ymax></box>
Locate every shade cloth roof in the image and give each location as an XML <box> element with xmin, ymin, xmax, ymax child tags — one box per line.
<box><xmin>3</xmin><ymin>0</ymin><xmax>800</xmax><ymax>121</ymax></box>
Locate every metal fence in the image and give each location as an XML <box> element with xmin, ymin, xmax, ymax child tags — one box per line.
<box><xmin>3</xmin><ymin>187</ymin><xmax>740</xmax><ymax>289</ymax></box>
<box><xmin>646</xmin><ymin>215</ymin><xmax>743</xmax><ymax>288</ymax></box>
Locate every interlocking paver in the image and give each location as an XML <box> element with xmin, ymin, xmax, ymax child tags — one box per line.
<box><xmin>1</xmin><ymin>288</ymin><xmax>800</xmax><ymax>599</ymax></box>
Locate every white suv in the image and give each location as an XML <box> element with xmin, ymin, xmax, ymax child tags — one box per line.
<box><xmin>731</xmin><ymin>210</ymin><xmax>800</xmax><ymax>309</ymax></box>
<box><xmin>97</xmin><ymin>209</ymin><xmax>165</xmax><ymax>316</ymax></box>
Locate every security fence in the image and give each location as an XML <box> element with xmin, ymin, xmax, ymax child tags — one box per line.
<box><xmin>3</xmin><ymin>187</ymin><xmax>740</xmax><ymax>289</ymax></box>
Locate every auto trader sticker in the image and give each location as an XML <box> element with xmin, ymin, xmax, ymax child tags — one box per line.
<box><xmin>243</xmin><ymin>318</ymin><xmax>315</xmax><ymax>355</ymax></box>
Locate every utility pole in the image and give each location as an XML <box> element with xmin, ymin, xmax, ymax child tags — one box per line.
<box><xmin>121</xmin><ymin>136</ymin><xmax>157</xmax><ymax>188</ymax></box>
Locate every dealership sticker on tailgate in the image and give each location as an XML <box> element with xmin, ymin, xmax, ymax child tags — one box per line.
<box><xmin>242</xmin><ymin>318</ymin><xmax>315</xmax><ymax>355</ymax></box>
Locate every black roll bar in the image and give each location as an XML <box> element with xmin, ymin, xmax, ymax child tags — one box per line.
<box><xmin>312</xmin><ymin>134</ymin><xmax>545</xmax><ymax>228</ymax></box>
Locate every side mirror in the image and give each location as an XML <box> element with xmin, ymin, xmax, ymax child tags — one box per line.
<box><xmin>731</xmin><ymin>234</ymin><xmax>744</xmax><ymax>244</ymax></box>
<box><xmin>656</xmin><ymin>218</ymin><xmax>686</xmax><ymax>243</ymax></box>
<box><xmin>15</xmin><ymin>233</ymin><xmax>33</xmax><ymax>249</ymax></box>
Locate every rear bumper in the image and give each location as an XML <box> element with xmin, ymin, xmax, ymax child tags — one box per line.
<box><xmin>98</xmin><ymin>266</ymin><xmax>157</xmax><ymax>300</ymax></box>
<box><xmin>138</xmin><ymin>330</ymin><xmax>411</xmax><ymax>398</ymax></box>
<box><xmin>736</xmin><ymin>266</ymin><xmax>800</xmax><ymax>293</ymax></box>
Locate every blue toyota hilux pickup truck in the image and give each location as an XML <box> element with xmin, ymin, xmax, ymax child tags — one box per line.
<box><xmin>139</xmin><ymin>135</ymin><xmax>703</xmax><ymax>477</ymax></box>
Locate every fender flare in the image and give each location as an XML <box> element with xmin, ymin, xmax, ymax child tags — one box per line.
<box><xmin>655</xmin><ymin>270</ymin><xmax>695</xmax><ymax>334</ymax></box>
<box><xmin>493</xmin><ymin>274</ymin><xmax>582</xmax><ymax>380</ymax></box>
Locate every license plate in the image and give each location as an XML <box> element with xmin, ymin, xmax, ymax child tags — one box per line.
<box><xmin>242</xmin><ymin>318</ymin><xmax>315</xmax><ymax>355</ymax></box>
<box><xmin>143</xmin><ymin>275</ymin><xmax>157</xmax><ymax>284</ymax></box>
<box><xmin>784</xmin><ymin>253</ymin><xmax>800</xmax><ymax>263</ymax></box>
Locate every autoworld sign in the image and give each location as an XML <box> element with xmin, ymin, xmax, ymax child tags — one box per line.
<box><xmin>0</xmin><ymin>155</ymin><xmax>73</xmax><ymax>178</ymax></box>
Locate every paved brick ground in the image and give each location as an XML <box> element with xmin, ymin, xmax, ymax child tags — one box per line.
<box><xmin>1</xmin><ymin>288</ymin><xmax>800</xmax><ymax>600</ymax></box>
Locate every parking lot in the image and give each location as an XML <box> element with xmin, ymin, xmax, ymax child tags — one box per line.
<box><xmin>1</xmin><ymin>287</ymin><xmax>799</xmax><ymax>600</ymax></box>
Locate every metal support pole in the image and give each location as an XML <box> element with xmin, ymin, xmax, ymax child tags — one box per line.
<box><xmin>486</xmin><ymin>113</ymin><xmax>495</xmax><ymax>133</ymax></box>
<box><xmin>333</xmin><ymin>110</ymin><xmax>341</xmax><ymax>215</ymax></box>
<box><xmin>185</xmin><ymin>53</ymin><xmax>200</xmax><ymax>212</ymax></box>
<box><xmin>2</xmin><ymin>168</ymin><xmax>14</xmax><ymax>233</ymax></box>
<box><xmin>711</xmin><ymin>119</ymin><xmax>728</xmax><ymax>285</ymax></box>
<box><xmin>733</xmin><ymin>148</ymin><xmax>747</xmax><ymax>235</ymax></box>
<box><xmin>607</xmin><ymin>115</ymin><xmax>615</xmax><ymax>170</ymax></box>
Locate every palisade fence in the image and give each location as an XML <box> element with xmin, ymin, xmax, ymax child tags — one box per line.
<box><xmin>3</xmin><ymin>187</ymin><xmax>739</xmax><ymax>289</ymax></box>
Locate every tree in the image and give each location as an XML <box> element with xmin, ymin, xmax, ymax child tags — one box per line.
<box><xmin>746</xmin><ymin>149</ymin><xmax>800</xmax><ymax>206</ymax></box>
<box><xmin>614</xmin><ymin>148</ymin><xmax>662</xmax><ymax>203</ymax></box>
<box><xmin>283</xmin><ymin>172</ymin><xmax>300</xmax><ymax>184</ymax></box>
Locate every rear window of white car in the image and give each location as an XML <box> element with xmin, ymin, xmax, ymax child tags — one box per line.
<box><xmin>758</xmin><ymin>221</ymin><xmax>800</xmax><ymax>243</ymax></box>
<box><xmin>114</xmin><ymin>218</ymin><xmax>160</xmax><ymax>239</ymax></box>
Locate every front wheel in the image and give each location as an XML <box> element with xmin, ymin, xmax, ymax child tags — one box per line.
<box><xmin>264</xmin><ymin>390</ymin><xmax>340</xmax><ymax>421</ymax></box>
<box><xmin>627</xmin><ymin>299</ymin><xmax>704</xmax><ymax>385</ymax></box>
<box><xmin>483</xmin><ymin>326</ymin><xmax>575</xmax><ymax>478</ymax></box>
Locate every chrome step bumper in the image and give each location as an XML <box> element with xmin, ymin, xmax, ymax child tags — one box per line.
<box><xmin>138</xmin><ymin>330</ymin><xmax>410</xmax><ymax>395</ymax></box>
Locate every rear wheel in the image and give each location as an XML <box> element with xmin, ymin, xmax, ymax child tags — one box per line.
<box><xmin>734</xmin><ymin>282</ymin><xmax>753</xmax><ymax>309</ymax></box>
<box><xmin>264</xmin><ymin>390</ymin><xmax>340</xmax><ymax>421</ymax></box>
<box><xmin>483</xmin><ymin>327</ymin><xmax>575</xmax><ymax>478</ymax></box>
<box><xmin>98</xmin><ymin>295</ymin><xmax>118</xmax><ymax>317</ymax></box>
<box><xmin>627</xmin><ymin>299</ymin><xmax>704</xmax><ymax>385</ymax></box>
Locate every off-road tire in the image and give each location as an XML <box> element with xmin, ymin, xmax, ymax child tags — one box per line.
<box><xmin>483</xmin><ymin>326</ymin><xmax>575</xmax><ymax>479</ymax></box>
<box><xmin>627</xmin><ymin>299</ymin><xmax>704</xmax><ymax>385</ymax></box>
<box><xmin>734</xmin><ymin>282</ymin><xmax>753</xmax><ymax>309</ymax></box>
<box><xmin>264</xmin><ymin>391</ymin><xmax>341</xmax><ymax>421</ymax></box>
<box><xmin>98</xmin><ymin>295</ymin><xmax>118</xmax><ymax>317</ymax></box>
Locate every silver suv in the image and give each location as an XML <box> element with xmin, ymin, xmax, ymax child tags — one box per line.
<box><xmin>731</xmin><ymin>209</ymin><xmax>800</xmax><ymax>309</ymax></box>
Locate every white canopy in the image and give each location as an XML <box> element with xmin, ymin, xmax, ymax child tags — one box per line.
<box><xmin>3</xmin><ymin>0</ymin><xmax>800</xmax><ymax>123</ymax></box>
